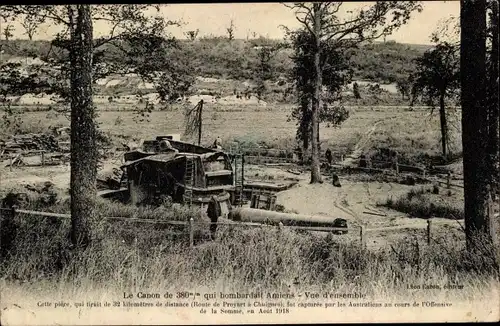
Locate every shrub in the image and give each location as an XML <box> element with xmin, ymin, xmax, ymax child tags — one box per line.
<box><xmin>380</xmin><ymin>187</ymin><xmax>464</xmax><ymax>220</ymax></box>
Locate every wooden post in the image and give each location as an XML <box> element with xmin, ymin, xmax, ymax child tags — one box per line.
<box><xmin>41</xmin><ymin>151</ymin><xmax>45</xmax><ymax>166</ymax></box>
<box><xmin>189</xmin><ymin>218</ymin><xmax>194</xmax><ymax>248</ymax></box>
<box><xmin>360</xmin><ymin>226</ymin><xmax>365</xmax><ymax>248</ymax></box>
<box><xmin>422</xmin><ymin>169</ymin><xmax>426</xmax><ymax>179</ymax></box>
<box><xmin>9</xmin><ymin>155</ymin><xmax>12</xmax><ymax>172</ymax></box>
<box><xmin>426</xmin><ymin>219</ymin><xmax>432</xmax><ymax>245</ymax></box>
<box><xmin>395</xmin><ymin>157</ymin><xmax>399</xmax><ymax>175</ymax></box>
<box><xmin>446</xmin><ymin>173</ymin><xmax>451</xmax><ymax>189</ymax></box>
<box><xmin>197</xmin><ymin>100</ymin><xmax>203</xmax><ymax>146</ymax></box>
<box><xmin>341</xmin><ymin>154</ymin><xmax>344</xmax><ymax>162</ymax></box>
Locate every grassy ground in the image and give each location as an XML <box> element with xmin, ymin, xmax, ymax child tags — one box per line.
<box><xmin>0</xmin><ymin>196</ymin><xmax>498</xmax><ymax>323</ymax></box>
<box><xmin>2</xmin><ymin>102</ymin><xmax>489</xmax><ymax>324</ymax></box>
<box><xmin>2</xmin><ymin>104</ymin><xmax>461</xmax><ymax>165</ymax></box>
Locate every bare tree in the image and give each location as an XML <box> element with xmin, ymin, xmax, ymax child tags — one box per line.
<box><xmin>20</xmin><ymin>13</ymin><xmax>42</xmax><ymax>40</ymax></box>
<box><xmin>284</xmin><ymin>2</ymin><xmax>422</xmax><ymax>183</ymax></box>
<box><xmin>184</xmin><ymin>100</ymin><xmax>204</xmax><ymax>145</ymax></box>
<box><xmin>226</xmin><ymin>19</ymin><xmax>235</xmax><ymax>40</ymax></box>
<box><xmin>185</xmin><ymin>29</ymin><xmax>199</xmax><ymax>41</ymax></box>
<box><xmin>3</xmin><ymin>24</ymin><xmax>14</xmax><ymax>41</ymax></box>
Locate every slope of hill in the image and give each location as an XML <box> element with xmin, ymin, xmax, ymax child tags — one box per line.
<box><xmin>0</xmin><ymin>38</ymin><xmax>431</xmax><ymax>85</ymax></box>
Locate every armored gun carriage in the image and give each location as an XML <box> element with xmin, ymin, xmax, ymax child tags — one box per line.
<box><xmin>121</xmin><ymin>136</ymin><xmax>238</xmax><ymax>207</ymax></box>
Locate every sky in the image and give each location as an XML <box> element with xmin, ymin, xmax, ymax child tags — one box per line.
<box><xmin>2</xmin><ymin>1</ymin><xmax>460</xmax><ymax>45</ymax></box>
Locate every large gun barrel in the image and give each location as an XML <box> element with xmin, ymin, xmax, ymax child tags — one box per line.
<box><xmin>228</xmin><ymin>207</ymin><xmax>346</xmax><ymax>228</ymax></box>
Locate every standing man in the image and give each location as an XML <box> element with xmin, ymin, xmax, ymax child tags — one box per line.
<box><xmin>325</xmin><ymin>148</ymin><xmax>333</xmax><ymax>165</ymax></box>
<box><xmin>207</xmin><ymin>195</ymin><xmax>221</xmax><ymax>240</ymax></box>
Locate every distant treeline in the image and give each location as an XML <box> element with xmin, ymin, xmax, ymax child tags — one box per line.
<box><xmin>0</xmin><ymin>38</ymin><xmax>431</xmax><ymax>84</ymax></box>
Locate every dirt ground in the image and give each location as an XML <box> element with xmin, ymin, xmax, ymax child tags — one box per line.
<box><xmin>0</xmin><ymin>154</ymin><xmax>464</xmax><ymax>251</ymax></box>
<box><xmin>245</xmin><ymin>164</ymin><xmax>463</xmax><ymax>249</ymax></box>
<box><xmin>0</xmin><ymin>103</ymin><xmax>468</xmax><ymax>250</ymax></box>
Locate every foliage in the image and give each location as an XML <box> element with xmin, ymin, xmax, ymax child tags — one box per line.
<box><xmin>0</xmin><ymin>102</ymin><xmax>23</xmax><ymax>136</ymax></box>
<box><xmin>253</xmin><ymin>44</ymin><xmax>285</xmax><ymax>100</ymax></box>
<box><xmin>1</xmin><ymin>5</ymin><xmax>185</xmax><ymax>104</ymax></box>
<box><xmin>0</xmin><ymin>4</ymin><xmax>184</xmax><ymax>248</ymax></box>
<box><xmin>132</xmin><ymin>99</ymin><xmax>154</xmax><ymax>124</ymax></box>
<box><xmin>115</xmin><ymin>35</ymin><xmax>196</xmax><ymax>103</ymax></box>
<box><xmin>409</xmin><ymin>42</ymin><xmax>460</xmax><ymax>157</ymax></box>
<box><xmin>410</xmin><ymin>42</ymin><xmax>460</xmax><ymax>107</ymax></box>
<box><xmin>284</xmin><ymin>2</ymin><xmax>423</xmax><ymax>46</ymax></box>
<box><xmin>185</xmin><ymin>29</ymin><xmax>199</xmax><ymax>41</ymax></box>
<box><xmin>285</xmin><ymin>2</ymin><xmax>422</xmax><ymax>182</ymax></box>
<box><xmin>226</xmin><ymin>19</ymin><xmax>235</xmax><ymax>41</ymax></box>
<box><xmin>0</xmin><ymin>37</ymin><xmax>430</xmax><ymax>88</ymax></box>
<box><xmin>287</xmin><ymin>28</ymin><xmax>353</xmax><ymax>151</ymax></box>
<box><xmin>396</xmin><ymin>78</ymin><xmax>411</xmax><ymax>100</ymax></box>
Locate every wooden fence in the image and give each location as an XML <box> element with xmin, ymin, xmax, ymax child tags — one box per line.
<box><xmin>2</xmin><ymin>144</ymin><xmax>464</xmax><ymax>191</ymax></box>
<box><xmin>1</xmin><ymin>149</ymin><xmax>71</xmax><ymax>171</ymax></box>
<box><xmin>227</xmin><ymin>145</ymin><xmax>464</xmax><ymax>186</ymax></box>
<box><xmin>0</xmin><ymin>207</ymin><xmax>461</xmax><ymax>249</ymax></box>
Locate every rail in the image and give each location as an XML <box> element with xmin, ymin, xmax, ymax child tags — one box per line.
<box><xmin>1</xmin><ymin>149</ymin><xmax>70</xmax><ymax>170</ymax></box>
<box><xmin>227</xmin><ymin>145</ymin><xmax>463</xmax><ymax>185</ymax></box>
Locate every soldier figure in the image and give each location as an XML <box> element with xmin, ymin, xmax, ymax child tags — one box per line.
<box><xmin>207</xmin><ymin>195</ymin><xmax>221</xmax><ymax>240</ymax></box>
<box><xmin>213</xmin><ymin>137</ymin><xmax>222</xmax><ymax>150</ymax></box>
<box><xmin>158</xmin><ymin>140</ymin><xmax>178</xmax><ymax>154</ymax></box>
<box><xmin>325</xmin><ymin>148</ymin><xmax>333</xmax><ymax>165</ymax></box>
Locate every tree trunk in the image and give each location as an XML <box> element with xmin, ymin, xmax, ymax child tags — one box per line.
<box><xmin>487</xmin><ymin>0</ymin><xmax>499</xmax><ymax>195</ymax></box>
<box><xmin>439</xmin><ymin>91</ymin><xmax>448</xmax><ymax>159</ymax></box>
<box><xmin>310</xmin><ymin>4</ymin><xmax>323</xmax><ymax>183</ymax></box>
<box><xmin>198</xmin><ymin>100</ymin><xmax>203</xmax><ymax>146</ymax></box>
<box><xmin>317</xmin><ymin>121</ymin><xmax>320</xmax><ymax>153</ymax></box>
<box><xmin>301</xmin><ymin>97</ymin><xmax>310</xmax><ymax>156</ymax></box>
<box><xmin>70</xmin><ymin>5</ymin><xmax>96</xmax><ymax>248</ymax></box>
<box><xmin>461</xmin><ymin>0</ymin><xmax>494</xmax><ymax>252</ymax></box>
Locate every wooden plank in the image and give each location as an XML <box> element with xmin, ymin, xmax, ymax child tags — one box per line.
<box><xmin>363</xmin><ymin>211</ymin><xmax>387</xmax><ymax>217</ymax></box>
<box><xmin>105</xmin><ymin>217</ymin><xmax>188</xmax><ymax>225</ymax></box>
<box><xmin>16</xmin><ymin>209</ymin><xmax>70</xmax><ymax>219</ymax></box>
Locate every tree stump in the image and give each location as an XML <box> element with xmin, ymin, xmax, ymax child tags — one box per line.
<box><xmin>332</xmin><ymin>173</ymin><xmax>342</xmax><ymax>187</ymax></box>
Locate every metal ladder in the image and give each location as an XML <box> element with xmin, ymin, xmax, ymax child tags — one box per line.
<box><xmin>233</xmin><ymin>154</ymin><xmax>244</xmax><ymax>206</ymax></box>
<box><xmin>184</xmin><ymin>157</ymin><xmax>195</xmax><ymax>206</ymax></box>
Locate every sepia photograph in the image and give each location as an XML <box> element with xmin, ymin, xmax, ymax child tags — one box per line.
<box><xmin>0</xmin><ymin>1</ymin><xmax>498</xmax><ymax>324</ymax></box>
